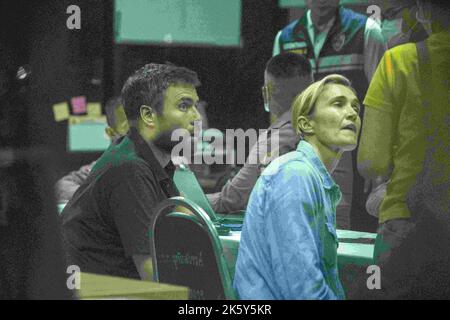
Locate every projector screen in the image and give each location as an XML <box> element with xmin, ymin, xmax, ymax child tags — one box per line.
<box><xmin>114</xmin><ymin>0</ymin><xmax>242</xmax><ymax>47</ymax></box>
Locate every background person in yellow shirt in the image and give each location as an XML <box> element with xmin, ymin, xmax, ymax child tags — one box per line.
<box><xmin>357</xmin><ymin>0</ymin><xmax>450</xmax><ymax>299</ymax></box>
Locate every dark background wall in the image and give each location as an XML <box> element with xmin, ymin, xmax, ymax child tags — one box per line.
<box><xmin>1</xmin><ymin>0</ymin><xmax>108</xmax><ymax>175</ymax></box>
<box><xmin>112</xmin><ymin>0</ymin><xmax>288</xmax><ymax>132</ymax></box>
<box><xmin>1</xmin><ymin>0</ymin><xmax>368</xmax><ymax>177</ymax></box>
<box><xmin>1</xmin><ymin>0</ymin><xmax>290</xmax><ymax>177</ymax></box>
<box><xmin>0</xmin><ymin>0</ymin><xmax>31</xmax><ymax>149</ymax></box>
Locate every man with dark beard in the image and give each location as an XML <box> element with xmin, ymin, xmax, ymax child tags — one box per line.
<box><xmin>61</xmin><ymin>63</ymin><xmax>202</xmax><ymax>281</ymax></box>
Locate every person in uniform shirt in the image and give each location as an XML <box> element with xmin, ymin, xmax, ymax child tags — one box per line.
<box><xmin>207</xmin><ymin>53</ymin><xmax>313</xmax><ymax>214</ymax></box>
<box><xmin>273</xmin><ymin>0</ymin><xmax>386</xmax><ymax>231</ymax></box>
<box><xmin>61</xmin><ymin>63</ymin><xmax>202</xmax><ymax>280</ymax></box>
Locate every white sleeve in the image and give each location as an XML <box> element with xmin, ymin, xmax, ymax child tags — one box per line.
<box><xmin>364</xmin><ymin>18</ymin><xmax>387</xmax><ymax>82</ymax></box>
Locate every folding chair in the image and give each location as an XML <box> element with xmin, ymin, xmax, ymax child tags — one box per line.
<box><xmin>151</xmin><ymin>196</ymin><xmax>237</xmax><ymax>300</ymax></box>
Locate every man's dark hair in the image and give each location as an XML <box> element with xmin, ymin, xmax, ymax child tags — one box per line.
<box><xmin>104</xmin><ymin>96</ymin><xmax>123</xmax><ymax>128</ymax></box>
<box><xmin>265</xmin><ymin>53</ymin><xmax>312</xmax><ymax>79</ymax></box>
<box><xmin>121</xmin><ymin>63</ymin><xmax>201</xmax><ymax>121</ymax></box>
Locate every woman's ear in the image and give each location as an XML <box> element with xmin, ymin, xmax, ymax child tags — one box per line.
<box><xmin>140</xmin><ymin>105</ymin><xmax>155</xmax><ymax>127</ymax></box>
<box><xmin>297</xmin><ymin>115</ymin><xmax>314</xmax><ymax>136</ymax></box>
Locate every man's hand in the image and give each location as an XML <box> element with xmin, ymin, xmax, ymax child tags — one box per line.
<box><xmin>374</xmin><ymin>219</ymin><xmax>415</xmax><ymax>265</ymax></box>
<box><xmin>364</xmin><ymin>176</ymin><xmax>386</xmax><ymax>193</ymax></box>
<box><xmin>365</xmin><ymin>177</ymin><xmax>388</xmax><ymax>217</ymax></box>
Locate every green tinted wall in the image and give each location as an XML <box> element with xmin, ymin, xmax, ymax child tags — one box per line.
<box><xmin>114</xmin><ymin>0</ymin><xmax>241</xmax><ymax>46</ymax></box>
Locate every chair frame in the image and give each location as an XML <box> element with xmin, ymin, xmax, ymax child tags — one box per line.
<box><xmin>151</xmin><ymin>196</ymin><xmax>236</xmax><ymax>300</ymax></box>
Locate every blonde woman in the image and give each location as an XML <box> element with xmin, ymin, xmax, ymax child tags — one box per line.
<box><xmin>233</xmin><ymin>75</ymin><xmax>361</xmax><ymax>300</ymax></box>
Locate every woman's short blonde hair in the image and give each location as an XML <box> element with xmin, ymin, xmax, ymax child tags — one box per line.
<box><xmin>291</xmin><ymin>74</ymin><xmax>354</xmax><ymax>136</ymax></box>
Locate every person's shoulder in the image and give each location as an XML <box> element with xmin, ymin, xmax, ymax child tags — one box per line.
<box><xmin>282</xmin><ymin>18</ymin><xmax>301</xmax><ymax>30</ymax></box>
<box><xmin>388</xmin><ymin>41</ymin><xmax>417</xmax><ymax>57</ymax></box>
<box><xmin>279</xmin><ymin>12</ymin><xmax>307</xmax><ymax>39</ymax></box>
<box><xmin>92</xmin><ymin>158</ymin><xmax>153</xmax><ymax>192</ymax></box>
<box><xmin>261</xmin><ymin>150</ymin><xmax>315</xmax><ymax>182</ymax></box>
<box><xmin>96</xmin><ymin>159</ymin><xmax>157</xmax><ymax>199</ymax></box>
<box><xmin>277</xmin><ymin>120</ymin><xmax>297</xmax><ymax>138</ymax></box>
<box><xmin>342</xmin><ymin>6</ymin><xmax>368</xmax><ymax>22</ymax></box>
<box><xmin>384</xmin><ymin>42</ymin><xmax>417</xmax><ymax>68</ymax></box>
<box><xmin>369</xmin><ymin>42</ymin><xmax>417</xmax><ymax>75</ymax></box>
<box><xmin>261</xmin><ymin>151</ymin><xmax>294</xmax><ymax>175</ymax></box>
<box><xmin>365</xmin><ymin>16</ymin><xmax>383</xmax><ymax>36</ymax></box>
<box><xmin>340</xmin><ymin>6</ymin><xmax>367</xmax><ymax>28</ymax></box>
<box><xmin>113</xmin><ymin>157</ymin><xmax>150</xmax><ymax>172</ymax></box>
<box><xmin>110</xmin><ymin>153</ymin><xmax>155</xmax><ymax>181</ymax></box>
<box><xmin>91</xmin><ymin>138</ymin><xmax>144</xmax><ymax>174</ymax></box>
<box><xmin>269</xmin><ymin>119</ymin><xmax>297</xmax><ymax>139</ymax></box>
<box><xmin>277</xmin><ymin>123</ymin><xmax>300</xmax><ymax>153</ymax></box>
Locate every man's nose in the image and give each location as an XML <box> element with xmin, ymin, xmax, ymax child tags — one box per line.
<box><xmin>191</xmin><ymin>106</ymin><xmax>202</xmax><ymax>121</ymax></box>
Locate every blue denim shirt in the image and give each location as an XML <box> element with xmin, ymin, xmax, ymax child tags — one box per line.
<box><xmin>233</xmin><ymin>141</ymin><xmax>345</xmax><ymax>300</ymax></box>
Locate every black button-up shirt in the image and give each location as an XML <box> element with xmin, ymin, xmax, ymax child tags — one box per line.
<box><xmin>61</xmin><ymin>128</ymin><xmax>178</xmax><ymax>279</ymax></box>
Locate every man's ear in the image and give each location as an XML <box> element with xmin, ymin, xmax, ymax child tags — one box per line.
<box><xmin>140</xmin><ymin>105</ymin><xmax>155</xmax><ymax>127</ymax></box>
<box><xmin>297</xmin><ymin>115</ymin><xmax>314</xmax><ymax>136</ymax></box>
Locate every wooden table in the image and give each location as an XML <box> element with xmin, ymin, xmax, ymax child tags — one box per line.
<box><xmin>77</xmin><ymin>272</ymin><xmax>188</xmax><ymax>300</ymax></box>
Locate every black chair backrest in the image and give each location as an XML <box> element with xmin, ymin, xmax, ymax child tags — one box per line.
<box><xmin>154</xmin><ymin>212</ymin><xmax>226</xmax><ymax>300</ymax></box>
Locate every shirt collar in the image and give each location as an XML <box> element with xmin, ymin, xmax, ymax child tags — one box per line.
<box><xmin>129</xmin><ymin>127</ymin><xmax>171</xmax><ymax>175</ymax></box>
<box><xmin>128</xmin><ymin>127</ymin><xmax>178</xmax><ymax>197</ymax></box>
<box><xmin>307</xmin><ymin>9</ymin><xmax>335</xmax><ymax>37</ymax></box>
<box><xmin>147</xmin><ymin>141</ymin><xmax>172</xmax><ymax>168</ymax></box>
<box><xmin>306</xmin><ymin>10</ymin><xmax>315</xmax><ymax>43</ymax></box>
<box><xmin>296</xmin><ymin>140</ymin><xmax>337</xmax><ymax>190</ymax></box>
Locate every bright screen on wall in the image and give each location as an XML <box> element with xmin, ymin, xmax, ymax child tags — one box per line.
<box><xmin>114</xmin><ymin>0</ymin><xmax>242</xmax><ymax>47</ymax></box>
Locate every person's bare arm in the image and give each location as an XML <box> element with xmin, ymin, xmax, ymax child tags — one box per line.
<box><xmin>358</xmin><ymin>106</ymin><xmax>394</xmax><ymax>181</ymax></box>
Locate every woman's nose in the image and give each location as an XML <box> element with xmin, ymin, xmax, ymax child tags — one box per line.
<box><xmin>346</xmin><ymin>105</ymin><xmax>358</xmax><ymax>121</ymax></box>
